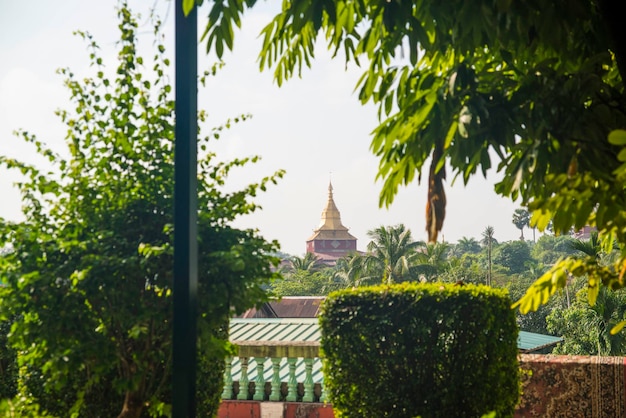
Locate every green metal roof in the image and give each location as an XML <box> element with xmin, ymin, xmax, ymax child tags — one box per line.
<box><xmin>230</xmin><ymin>318</ymin><xmax>320</xmax><ymax>342</ymax></box>
<box><xmin>230</xmin><ymin>318</ymin><xmax>563</xmax><ymax>353</ymax></box>
<box><xmin>518</xmin><ymin>330</ymin><xmax>563</xmax><ymax>353</ymax></box>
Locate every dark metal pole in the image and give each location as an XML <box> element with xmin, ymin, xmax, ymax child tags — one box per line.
<box><xmin>173</xmin><ymin>1</ymin><xmax>198</xmax><ymax>417</ymax></box>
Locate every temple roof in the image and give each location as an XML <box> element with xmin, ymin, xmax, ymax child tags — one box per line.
<box><xmin>307</xmin><ymin>182</ymin><xmax>356</xmax><ymax>241</ymax></box>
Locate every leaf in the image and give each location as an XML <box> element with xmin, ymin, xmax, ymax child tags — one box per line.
<box><xmin>512</xmin><ymin>260</ymin><xmax>576</xmax><ymax>314</ymax></box>
<box><xmin>444</xmin><ymin>120</ymin><xmax>458</xmax><ymax>149</ymax></box>
<box><xmin>587</xmin><ymin>282</ymin><xmax>599</xmax><ymax>306</ymax></box>
<box><xmin>610</xmin><ymin>321</ymin><xmax>626</xmax><ymax>335</ymax></box>
<box><xmin>608</xmin><ymin>129</ymin><xmax>626</xmax><ymax>145</ymax></box>
<box><xmin>183</xmin><ymin>0</ymin><xmax>195</xmax><ymax>16</ymax></box>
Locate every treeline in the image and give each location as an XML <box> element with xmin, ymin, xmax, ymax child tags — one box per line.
<box><xmin>271</xmin><ymin>224</ymin><xmax>626</xmax><ymax>356</ymax></box>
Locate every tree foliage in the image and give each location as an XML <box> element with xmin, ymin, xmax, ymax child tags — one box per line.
<box><xmin>270</xmin><ymin>269</ymin><xmax>337</xmax><ymax>296</ymax></box>
<box><xmin>0</xmin><ymin>5</ymin><xmax>282</xmax><ymax>417</ymax></box>
<box><xmin>412</xmin><ymin>241</ymin><xmax>453</xmax><ymax>281</ymax></box>
<box><xmin>363</xmin><ymin>224</ymin><xmax>421</xmax><ymax>284</ymax></box>
<box><xmin>512</xmin><ymin>209</ymin><xmax>530</xmax><ymax>241</ymax></box>
<box><xmin>547</xmin><ymin>287</ymin><xmax>626</xmax><ymax>356</ymax></box>
<box><xmin>531</xmin><ymin>235</ymin><xmax>578</xmax><ymax>265</ymax></box>
<box><xmin>193</xmin><ymin>0</ymin><xmax>626</xmax><ymax>322</ymax></box>
<box><xmin>493</xmin><ymin>241</ymin><xmax>534</xmax><ymax>275</ymax></box>
<box><xmin>287</xmin><ymin>252</ymin><xmax>323</xmax><ymax>273</ymax></box>
<box><xmin>453</xmin><ymin>237</ymin><xmax>482</xmax><ymax>256</ymax></box>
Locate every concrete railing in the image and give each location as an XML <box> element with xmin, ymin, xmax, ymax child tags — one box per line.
<box><xmin>222</xmin><ymin>341</ymin><xmax>325</xmax><ymax>403</ymax></box>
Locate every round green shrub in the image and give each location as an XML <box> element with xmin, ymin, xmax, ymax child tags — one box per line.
<box><xmin>319</xmin><ymin>282</ymin><xmax>519</xmax><ymax>418</ymax></box>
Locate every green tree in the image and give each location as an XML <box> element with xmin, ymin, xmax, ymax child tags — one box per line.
<box><xmin>193</xmin><ymin>0</ymin><xmax>626</xmax><ymax>320</ymax></box>
<box><xmin>271</xmin><ymin>269</ymin><xmax>336</xmax><ymax>296</ymax></box>
<box><xmin>437</xmin><ymin>259</ymin><xmax>486</xmax><ymax>286</ymax></box>
<box><xmin>507</xmin><ymin>271</ymin><xmax>569</xmax><ymax>335</ymax></box>
<box><xmin>332</xmin><ymin>253</ymin><xmax>374</xmax><ymax>288</ymax></box>
<box><xmin>547</xmin><ymin>287</ymin><xmax>626</xmax><ymax>356</ymax></box>
<box><xmin>568</xmin><ymin>230</ymin><xmax>619</xmax><ymax>262</ymax></box>
<box><xmin>481</xmin><ymin>226</ymin><xmax>497</xmax><ymax>286</ymax></box>
<box><xmin>512</xmin><ymin>209</ymin><xmax>530</xmax><ymax>241</ymax></box>
<box><xmin>453</xmin><ymin>236</ymin><xmax>482</xmax><ymax>256</ymax></box>
<box><xmin>531</xmin><ymin>235</ymin><xmax>578</xmax><ymax>265</ymax></box>
<box><xmin>288</xmin><ymin>252</ymin><xmax>322</xmax><ymax>273</ymax></box>
<box><xmin>0</xmin><ymin>320</ymin><xmax>16</xmax><ymax>401</ymax></box>
<box><xmin>363</xmin><ymin>224</ymin><xmax>420</xmax><ymax>284</ymax></box>
<box><xmin>413</xmin><ymin>241</ymin><xmax>452</xmax><ymax>281</ymax></box>
<box><xmin>0</xmin><ymin>6</ymin><xmax>282</xmax><ymax>418</ymax></box>
<box><xmin>493</xmin><ymin>241</ymin><xmax>534</xmax><ymax>275</ymax></box>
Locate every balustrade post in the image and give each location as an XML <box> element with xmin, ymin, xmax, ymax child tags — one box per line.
<box><xmin>221</xmin><ymin>357</ymin><xmax>233</xmax><ymax>399</ymax></box>
<box><xmin>286</xmin><ymin>357</ymin><xmax>298</xmax><ymax>402</ymax></box>
<box><xmin>253</xmin><ymin>358</ymin><xmax>266</xmax><ymax>401</ymax></box>
<box><xmin>237</xmin><ymin>357</ymin><xmax>249</xmax><ymax>400</ymax></box>
<box><xmin>270</xmin><ymin>357</ymin><xmax>282</xmax><ymax>401</ymax></box>
<box><xmin>302</xmin><ymin>358</ymin><xmax>314</xmax><ymax>402</ymax></box>
<box><xmin>319</xmin><ymin>376</ymin><xmax>327</xmax><ymax>403</ymax></box>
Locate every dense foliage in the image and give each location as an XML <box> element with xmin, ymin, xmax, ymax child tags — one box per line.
<box><xmin>192</xmin><ymin>0</ymin><xmax>626</xmax><ymax>329</ymax></box>
<box><xmin>273</xmin><ymin>224</ymin><xmax>533</xmax><ymax>297</ymax></box>
<box><xmin>0</xmin><ymin>5</ymin><xmax>282</xmax><ymax>417</ymax></box>
<box><xmin>547</xmin><ymin>287</ymin><xmax>626</xmax><ymax>355</ymax></box>
<box><xmin>319</xmin><ymin>283</ymin><xmax>519</xmax><ymax>418</ymax></box>
<box><xmin>272</xmin><ymin>224</ymin><xmax>626</xmax><ymax>349</ymax></box>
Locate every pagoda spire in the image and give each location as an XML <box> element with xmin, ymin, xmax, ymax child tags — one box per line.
<box><xmin>317</xmin><ymin>181</ymin><xmax>347</xmax><ymax>231</ymax></box>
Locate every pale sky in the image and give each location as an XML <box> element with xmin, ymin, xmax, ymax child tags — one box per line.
<box><xmin>0</xmin><ymin>0</ymin><xmax>528</xmax><ymax>256</ymax></box>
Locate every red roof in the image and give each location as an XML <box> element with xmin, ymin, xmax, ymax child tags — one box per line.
<box><xmin>237</xmin><ymin>296</ymin><xmax>325</xmax><ymax>318</ymax></box>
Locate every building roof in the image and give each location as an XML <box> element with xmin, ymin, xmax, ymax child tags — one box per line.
<box><xmin>230</xmin><ymin>318</ymin><xmax>563</xmax><ymax>353</ymax></box>
<box><xmin>518</xmin><ymin>330</ymin><xmax>564</xmax><ymax>353</ymax></box>
<box><xmin>230</xmin><ymin>318</ymin><xmax>321</xmax><ymax>342</ymax></box>
<box><xmin>236</xmin><ymin>297</ymin><xmax>325</xmax><ymax>319</ymax></box>
<box><xmin>306</xmin><ymin>182</ymin><xmax>356</xmax><ymax>242</ymax></box>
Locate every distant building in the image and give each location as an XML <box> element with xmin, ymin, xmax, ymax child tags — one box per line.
<box><xmin>236</xmin><ymin>296</ymin><xmax>324</xmax><ymax>318</ymax></box>
<box><xmin>572</xmin><ymin>225</ymin><xmax>597</xmax><ymax>240</ymax></box>
<box><xmin>305</xmin><ymin>182</ymin><xmax>358</xmax><ymax>265</ymax></box>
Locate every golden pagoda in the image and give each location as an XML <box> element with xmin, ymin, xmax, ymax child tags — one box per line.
<box><xmin>306</xmin><ymin>182</ymin><xmax>357</xmax><ymax>261</ymax></box>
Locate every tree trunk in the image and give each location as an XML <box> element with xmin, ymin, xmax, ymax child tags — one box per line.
<box><xmin>487</xmin><ymin>243</ymin><xmax>492</xmax><ymax>286</ymax></box>
<box><xmin>117</xmin><ymin>391</ymin><xmax>144</xmax><ymax>418</ymax></box>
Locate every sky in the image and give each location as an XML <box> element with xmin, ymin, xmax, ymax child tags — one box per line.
<box><xmin>0</xmin><ymin>0</ymin><xmax>529</xmax><ymax>256</ymax></box>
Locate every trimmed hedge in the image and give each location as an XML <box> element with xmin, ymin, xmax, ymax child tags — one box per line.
<box><xmin>319</xmin><ymin>283</ymin><xmax>519</xmax><ymax>418</ymax></box>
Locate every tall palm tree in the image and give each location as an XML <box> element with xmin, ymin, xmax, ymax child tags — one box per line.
<box><xmin>364</xmin><ymin>224</ymin><xmax>420</xmax><ymax>284</ymax></box>
<box><xmin>481</xmin><ymin>226</ymin><xmax>496</xmax><ymax>286</ymax></box>
<box><xmin>512</xmin><ymin>208</ymin><xmax>530</xmax><ymax>241</ymax></box>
